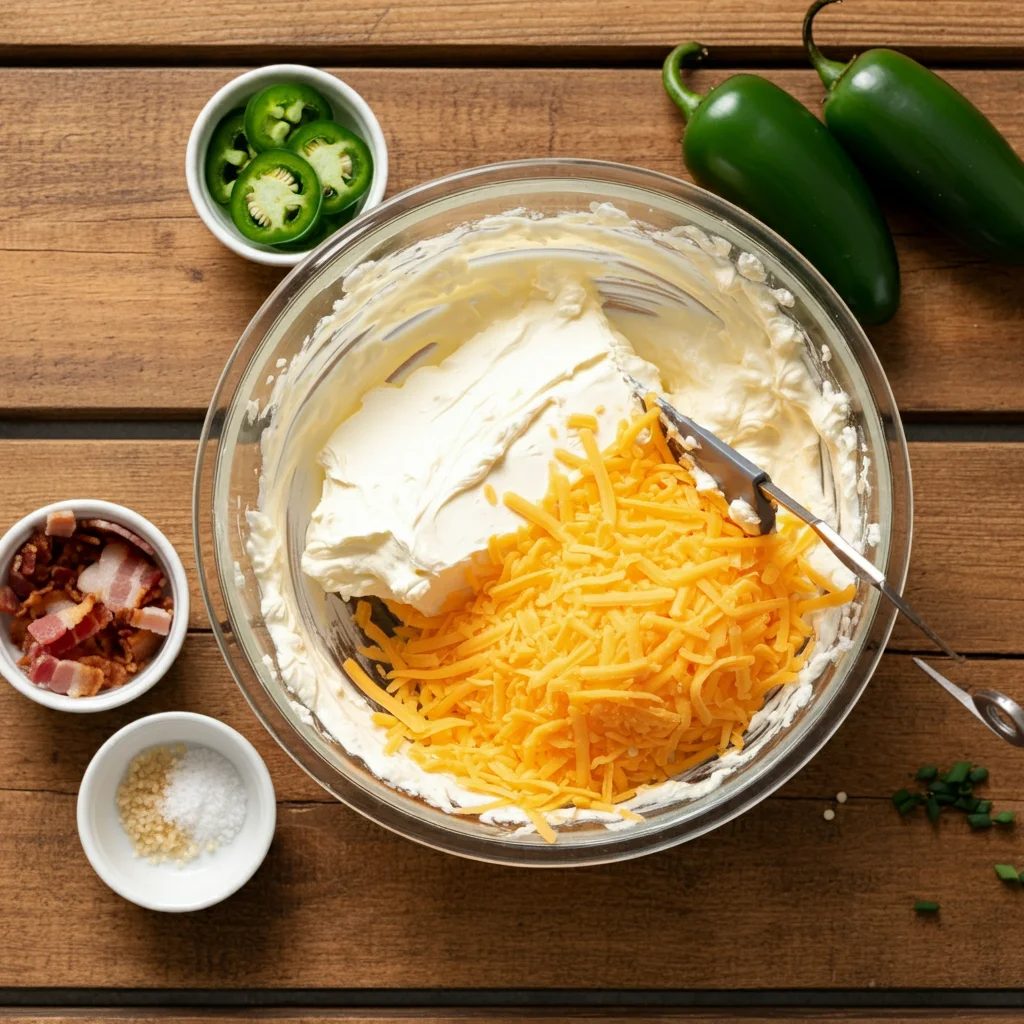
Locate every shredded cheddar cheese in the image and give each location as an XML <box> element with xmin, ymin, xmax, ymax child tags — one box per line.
<box><xmin>347</xmin><ymin>409</ymin><xmax>855</xmax><ymax>841</ymax></box>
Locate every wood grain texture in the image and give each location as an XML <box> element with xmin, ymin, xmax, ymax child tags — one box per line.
<box><xmin>0</xmin><ymin>440</ymin><xmax>204</xmax><ymax>628</ymax></box>
<box><xmin>2</xmin><ymin>637</ymin><xmax>1023</xmax><ymax>805</ymax></box>
<box><xmin>3</xmin><ymin>68</ymin><xmax>1024</xmax><ymax>416</ymax></box>
<box><xmin>4</xmin><ymin>755</ymin><xmax>1024</xmax><ymax>989</ymax></box>
<box><xmin>2</xmin><ymin>440</ymin><xmax>1021</xmax><ymax>650</ymax></box>
<box><xmin>3</xmin><ymin>0</ymin><xmax>1024</xmax><ymax>60</ymax></box>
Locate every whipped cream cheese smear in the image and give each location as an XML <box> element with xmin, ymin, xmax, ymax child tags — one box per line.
<box><xmin>247</xmin><ymin>204</ymin><xmax>872</xmax><ymax>834</ymax></box>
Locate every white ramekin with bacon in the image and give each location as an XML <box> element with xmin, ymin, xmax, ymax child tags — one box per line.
<box><xmin>0</xmin><ymin>500</ymin><xmax>188</xmax><ymax>712</ymax></box>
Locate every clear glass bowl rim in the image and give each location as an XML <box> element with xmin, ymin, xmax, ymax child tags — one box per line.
<box><xmin>194</xmin><ymin>157</ymin><xmax>912</xmax><ymax>867</ymax></box>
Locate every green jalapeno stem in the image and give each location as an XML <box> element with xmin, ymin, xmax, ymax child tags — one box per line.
<box><xmin>661</xmin><ymin>43</ymin><xmax>709</xmax><ymax>122</ymax></box>
<box><xmin>803</xmin><ymin>0</ymin><xmax>850</xmax><ymax>90</ymax></box>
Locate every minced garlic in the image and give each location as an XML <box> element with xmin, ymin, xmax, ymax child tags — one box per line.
<box><xmin>117</xmin><ymin>744</ymin><xmax>199</xmax><ymax>865</ymax></box>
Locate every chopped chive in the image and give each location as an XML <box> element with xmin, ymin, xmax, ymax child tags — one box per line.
<box><xmin>954</xmin><ymin>796</ymin><xmax>980</xmax><ymax>813</ymax></box>
<box><xmin>892</xmin><ymin>788</ymin><xmax>912</xmax><ymax>808</ymax></box>
<box><xmin>994</xmin><ymin>811</ymin><xmax>1016</xmax><ymax>826</ymax></box>
<box><xmin>916</xmin><ymin>766</ymin><xmax>939</xmax><ymax>782</ymax></box>
<box><xmin>995</xmin><ymin>864</ymin><xmax>1019</xmax><ymax>881</ymax></box>
<box><xmin>969</xmin><ymin>766</ymin><xmax>989</xmax><ymax>783</ymax></box>
<box><xmin>926</xmin><ymin>796</ymin><xmax>941</xmax><ymax>822</ymax></box>
<box><xmin>946</xmin><ymin>761</ymin><xmax>972</xmax><ymax>785</ymax></box>
<box><xmin>968</xmin><ymin>813</ymin><xmax>992</xmax><ymax>829</ymax></box>
<box><xmin>1018</xmin><ymin>872</ymin><xmax>1024</xmax><ymax>884</ymax></box>
<box><xmin>976</xmin><ymin>799</ymin><xmax>993</xmax><ymax>815</ymax></box>
<box><xmin>958</xmin><ymin>781</ymin><xmax>974</xmax><ymax>796</ymax></box>
<box><xmin>928</xmin><ymin>780</ymin><xmax>953</xmax><ymax>795</ymax></box>
<box><xmin>935</xmin><ymin>793</ymin><xmax>957</xmax><ymax>805</ymax></box>
<box><xmin>898</xmin><ymin>795</ymin><xmax>923</xmax><ymax>816</ymax></box>
<box><xmin>913</xmin><ymin>900</ymin><xmax>939</xmax><ymax>913</ymax></box>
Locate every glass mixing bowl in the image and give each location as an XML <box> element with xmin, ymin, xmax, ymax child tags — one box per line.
<box><xmin>195</xmin><ymin>159</ymin><xmax>911</xmax><ymax>866</ymax></box>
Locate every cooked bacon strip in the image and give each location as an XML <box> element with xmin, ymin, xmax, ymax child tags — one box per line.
<box><xmin>28</xmin><ymin>654</ymin><xmax>104</xmax><ymax>697</ymax></box>
<box><xmin>45</xmin><ymin>510</ymin><xmax>77</xmax><ymax>538</ymax></box>
<box><xmin>0</xmin><ymin>585</ymin><xmax>18</xmax><ymax>615</ymax></box>
<box><xmin>80</xmin><ymin>519</ymin><xmax>155</xmax><ymax>557</ymax></box>
<box><xmin>129</xmin><ymin>606</ymin><xmax>173</xmax><ymax>636</ymax></box>
<box><xmin>27</xmin><ymin>594</ymin><xmax>113</xmax><ymax>657</ymax></box>
<box><xmin>78</xmin><ymin>543</ymin><xmax>162</xmax><ymax>613</ymax></box>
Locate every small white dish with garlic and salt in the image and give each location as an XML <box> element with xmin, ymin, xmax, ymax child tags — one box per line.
<box><xmin>77</xmin><ymin>712</ymin><xmax>276</xmax><ymax>911</ymax></box>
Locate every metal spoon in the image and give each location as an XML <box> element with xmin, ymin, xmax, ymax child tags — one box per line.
<box><xmin>914</xmin><ymin>658</ymin><xmax>1024</xmax><ymax>747</ymax></box>
<box><xmin>625</xmin><ymin>376</ymin><xmax>1024</xmax><ymax>744</ymax></box>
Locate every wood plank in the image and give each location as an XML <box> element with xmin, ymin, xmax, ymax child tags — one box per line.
<box><xmin>0</xmin><ymin>439</ymin><xmax>205</xmax><ymax>629</ymax></box>
<box><xmin>5</xmin><ymin>772</ymin><xmax>1024</xmax><ymax>988</ymax></box>
<box><xmin>3</xmin><ymin>68</ymin><xmax>1024</xmax><ymax>416</ymax></box>
<box><xmin>1</xmin><ymin>440</ymin><xmax>1021</xmax><ymax>652</ymax></box>
<box><xmin>4</xmin><ymin>0</ymin><xmax>1024</xmax><ymax>61</ymax></box>
<box><xmin>2</xmin><ymin>637</ymin><xmax>1023</xmax><ymax>805</ymax></box>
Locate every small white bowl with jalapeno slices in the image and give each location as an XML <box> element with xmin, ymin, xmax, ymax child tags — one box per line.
<box><xmin>186</xmin><ymin>64</ymin><xmax>388</xmax><ymax>267</ymax></box>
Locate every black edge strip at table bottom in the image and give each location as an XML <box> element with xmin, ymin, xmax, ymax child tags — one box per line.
<box><xmin>7</xmin><ymin>990</ymin><xmax>1024</xmax><ymax>1010</ymax></box>
<box><xmin>4</xmin><ymin>420</ymin><xmax>1024</xmax><ymax>443</ymax></box>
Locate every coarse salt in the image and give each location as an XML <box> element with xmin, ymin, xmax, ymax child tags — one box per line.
<box><xmin>823</xmin><ymin>808</ymin><xmax>836</xmax><ymax>821</ymax></box>
<box><xmin>161</xmin><ymin>746</ymin><xmax>247</xmax><ymax>851</ymax></box>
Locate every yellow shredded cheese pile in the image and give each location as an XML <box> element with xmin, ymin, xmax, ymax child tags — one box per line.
<box><xmin>344</xmin><ymin>406</ymin><xmax>854</xmax><ymax>842</ymax></box>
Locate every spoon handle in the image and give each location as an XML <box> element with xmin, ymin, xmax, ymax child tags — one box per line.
<box><xmin>760</xmin><ymin>480</ymin><xmax>963</xmax><ymax>663</ymax></box>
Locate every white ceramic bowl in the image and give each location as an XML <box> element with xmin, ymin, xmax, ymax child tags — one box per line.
<box><xmin>186</xmin><ymin>63</ymin><xmax>389</xmax><ymax>267</ymax></box>
<box><xmin>0</xmin><ymin>499</ymin><xmax>188</xmax><ymax>712</ymax></box>
<box><xmin>77</xmin><ymin>712</ymin><xmax>276</xmax><ymax>912</ymax></box>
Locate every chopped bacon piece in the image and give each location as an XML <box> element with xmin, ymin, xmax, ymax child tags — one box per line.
<box><xmin>79</xmin><ymin>655</ymin><xmax>129</xmax><ymax>690</ymax></box>
<box><xmin>8</xmin><ymin>518</ymin><xmax>168</xmax><ymax>698</ymax></box>
<box><xmin>45</xmin><ymin>510</ymin><xmax>77</xmax><ymax>538</ymax></box>
<box><xmin>122</xmin><ymin>628</ymin><xmax>161</xmax><ymax>664</ymax></box>
<box><xmin>19</xmin><ymin>545</ymin><xmax>36</xmax><ymax>576</ymax></box>
<box><xmin>129</xmin><ymin>606</ymin><xmax>173</xmax><ymax>636</ymax></box>
<box><xmin>27</xmin><ymin>594</ymin><xmax>113</xmax><ymax>657</ymax></box>
<box><xmin>7</xmin><ymin>570</ymin><xmax>33</xmax><ymax>599</ymax></box>
<box><xmin>80</xmin><ymin>519</ymin><xmax>155</xmax><ymax>557</ymax></box>
<box><xmin>28</xmin><ymin>654</ymin><xmax>104</xmax><ymax>697</ymax></box>
<box><xmin>78</xmin><ymin>543</ymin><xmax>162</xmax><ymax>613</ymax></box>
<box><xmin>51</xmin><ymin>566</ymin><xmax>76</xmax><ymax>588</ymax></box>
<box><xmin>20</xmin><ymin>585</ymin><xmax>56</xmax><ymax>617</ymax></box>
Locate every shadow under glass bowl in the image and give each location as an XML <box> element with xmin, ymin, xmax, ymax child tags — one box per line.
<box><xmin>194</xmin><ymin>158</ymin><xmax>911</xmax><ymax>866</ymax></box>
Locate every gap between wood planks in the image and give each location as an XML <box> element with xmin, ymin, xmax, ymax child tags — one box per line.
<box><xmin>7</xmin><ymin>46</ymin><xmax>1024</xmax><ymax>69</ymax></box>
<box><xmin>4</xmin><ymin>419</ymin><xmax>1024</xmax><ymax>442</ymax></box>
<box><xmin>6</xmin><ymin>992</ymin><xmax>1024</xmax><ymax>1010</ymax></box>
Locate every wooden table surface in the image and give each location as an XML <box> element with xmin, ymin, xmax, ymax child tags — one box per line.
<box><xmin>4</xmin><ymin>0</ymin><xmax>1024</xmax><ymax>1020</ymax></box>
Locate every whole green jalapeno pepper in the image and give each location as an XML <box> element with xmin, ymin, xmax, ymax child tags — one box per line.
<box><xmin>805</xmin><ymin>0</ymin><xmax>1024</xmax><ymax>264</ymax></box>
<box><xmin>663</xmin><ymin>42</ymin><xmax>900</xmax><ymax>325</ymax></box>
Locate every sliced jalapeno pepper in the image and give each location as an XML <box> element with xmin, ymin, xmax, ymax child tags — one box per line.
<box><xmin>273</xmin><ymin>207</ymin><xmax>357</xmax><ymax>252</ymax></box>
<box><xmin>229</xmin><ymin>149</ymin><xmax>323</xmax><ymax>245</ymax></box>
<box><xmin>244</xmin><ymin>83</ymin><xmax>332</xmax><ymax>152</ymax></box>
<box><xmin>205</xmin><ymin>109</ymin><xmax>255</xmax><ymax>205</ymax></box>
<box><xmin>287</xmin><ymin>120</ymin><xmax>373</xmax><ymax>214</ymax></box>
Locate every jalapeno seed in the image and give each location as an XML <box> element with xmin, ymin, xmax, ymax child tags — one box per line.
<box><xmin>287</xmin><ymin>120</ymin><xmax>374</xmax><ymax>215</ymax></box>
<box><xmin>228</xmin><ymin>149</ymin><xmax>323</xmax><ymax>245</ymax></box>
